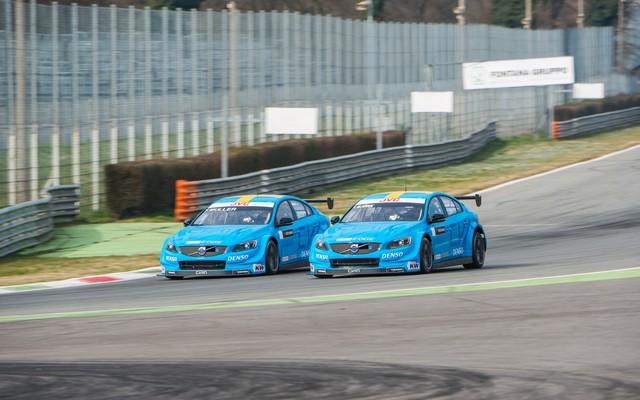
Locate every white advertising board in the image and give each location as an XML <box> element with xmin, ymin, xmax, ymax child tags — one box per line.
<box><xmin>411</xmin><ymin>91</ymin><xmax>454</xmax><ymax>113</ymax></box>
<box><xmin>462</xmin><ymin>56</ymin><xmax>575</xmax><ymax>90</ymax></box>
<box><xmin>265</xmin><ymin>107</ymin><xmax>319</xmax><ymax>135</ymax></box>
<box><xmin>573</xmin><ymin>83</ymin><xmax>605</xmax><ymax>99</ymax></box>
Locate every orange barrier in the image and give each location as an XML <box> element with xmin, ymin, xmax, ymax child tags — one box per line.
<box><xmin>174</xmin><ymin>180</ymin><xmax>200</xmax><ymax>221</ymax></box>
<box><xmin>551</xmin><ymin>121</ymin><xmax>561</xmax><ymax>140</ymax></box>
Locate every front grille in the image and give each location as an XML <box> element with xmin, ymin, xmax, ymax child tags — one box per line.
<box><xmin>330</xmin><ymin>258</ymin><xmax>379</xmax><ymax>267</ymax></box>
<box><xmin>179</xmin><ymin>246</ymin><xmax>227</xmax><ymax>257</ymax></box>
<box><xmin>330</xmin><ymin>243</ymin><xmax>381</xmax><ymax>254</ymax></box>
<box><xmin>179</xmin><ymin>261</ymin><xmax>226</xmax><ymax>270</ymax></box>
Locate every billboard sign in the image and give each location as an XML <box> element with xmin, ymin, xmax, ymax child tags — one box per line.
<box><xmin>462</xmin><ymin>56</ymin><xmax>574</xmax><ymax>90</ymax></box>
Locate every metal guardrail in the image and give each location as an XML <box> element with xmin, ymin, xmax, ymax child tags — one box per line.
<box><xmin>553</xmin><ymin>107</ymin><xmax>640</xmax><ymax>139</ymax></box>
<box><xmin>0</xmin><ymin>185</ymin><xmax>79</xmax><ymax>258</ymax></box>
<box><xmin>174</xmin><ymin>121</ymin><xmax>497</xmax><ymax>219</ymax></box>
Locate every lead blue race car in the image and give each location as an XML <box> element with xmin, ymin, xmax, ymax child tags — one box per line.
<box><xmin>309</xmin><ymin>191</ymin><xmax>486</xmax><ymax>278</ymax></box>
<box><xmin>160</xmin><ymin>195</ymin><xmax>333</xmax><ymax>279</ymax></box>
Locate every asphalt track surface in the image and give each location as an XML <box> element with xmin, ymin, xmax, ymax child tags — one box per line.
<box><xmin>1</xmin><ymin>146</ymin><xmax>639</xmax><ymax>399</ymax></box>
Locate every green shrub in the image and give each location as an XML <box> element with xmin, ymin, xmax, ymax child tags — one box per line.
<box><xmin>554</xmin><ymin>93</ymin><xmax>640</xmax><ymax>121</ymax></box>
<box><xmin>105</xmin><ymin>131</ymin><xmax>405</xmax><ymax>219</ymax></box>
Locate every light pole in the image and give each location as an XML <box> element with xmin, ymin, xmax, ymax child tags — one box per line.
<box><xmin>453</xmin><ymin>0</ymin><xmax>466</xmax><ymax>25</ymax></box>
<box><xmin>577</xmin><ymin>0</ymin><xmax>585</xmax><ymax>28</ymax></box>
<box><xmin>522</xmin><ymin>0</ymin><xmax>532</xmax><ymax>29</ymax></box>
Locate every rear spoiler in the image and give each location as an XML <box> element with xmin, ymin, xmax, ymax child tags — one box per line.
<box><xmin>455</xmin><ymin>194</ymin><xmax>482</xmax><ymax>207</ymax></box>
<box><xmin>305</xmin><ymin>197</ymin><xmax>335</xmax><ymax>210</ymax></box>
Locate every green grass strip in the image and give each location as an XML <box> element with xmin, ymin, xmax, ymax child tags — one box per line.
<box><xmin>1</xmin><ymin>267</ymin><xmax>638</xmax><ymax>324</ymax></box>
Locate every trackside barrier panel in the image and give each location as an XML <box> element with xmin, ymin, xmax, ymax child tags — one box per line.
<box><xmin>0</xmin><ymin>185</ymin><xmax>80</xmax><ymax>258</ymax></box>
<box><xmin>553</xmin><ymin>107</ymin><xmax>640</xmax><ymax>140</ymax></box>
<box><xmin>174</xmin><ymin>121</ymin><xmax>497</xmax><ymax>220</ymax></box>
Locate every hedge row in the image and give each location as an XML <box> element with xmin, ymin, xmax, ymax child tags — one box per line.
<box><xmin>554</xmin><ymin>93</ymin><xmax>640</xmax><ymax>121</ymax></box>
<box><xmin>105</xmin><ymin>131</ymin><xmax>406</xmax><ymax>219</ymax></box>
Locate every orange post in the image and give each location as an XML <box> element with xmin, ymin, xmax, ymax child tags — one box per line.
<box><xmin>551</xmin><ymin>121</ymin><xmax>561</xmax><ymax>140</ymax></box>
<box><xmin>174</xmin><ymin>180</ymin><xmax>199</xmax><ymax>221</ymax></box>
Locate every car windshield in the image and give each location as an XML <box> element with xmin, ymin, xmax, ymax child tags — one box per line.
<box><xmin>192</xmin><ymin>206</ymin><xmax>273</xmax><ymax>226</ymax></box>
<box><xmin>342</xmin><ymin>202</ymin><xmax>424</xmax><ymax>223</ymax></box>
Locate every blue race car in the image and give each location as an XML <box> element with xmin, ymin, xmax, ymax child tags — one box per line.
<box><xmin>309</xmin><ymin>191</ymin><xmax>486</xmax><ymax>278</ymax></box>
<box><xmin>161</xmin><ymin>195</ymin><xmax>333</xmax><ymax>279</ymax></box>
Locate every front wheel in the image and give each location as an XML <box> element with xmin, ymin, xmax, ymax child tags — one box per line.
<box><xmin>463</xmin><ymin>231</ymin><xmax>485</xmax><ymax>269</ymax></box>
<box><xmin>265</xmin><ymin>240</ymin><xmax>280</xmax><ymax>275</ymax></box>
<box><xmin>420</xmin><ymin>237</ymin><xmax>433</xmax><ymax>273</ymax></box>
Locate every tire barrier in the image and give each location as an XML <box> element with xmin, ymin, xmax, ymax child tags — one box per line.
<box><xmin>174</xmin><ymin>121</ymin><xmax>497</xmax><ymax>220</ymax></box>
<box><xmin>0</xmin><ymin>185</ymin><xmax>80</xmax><ymax>258</ymax></box>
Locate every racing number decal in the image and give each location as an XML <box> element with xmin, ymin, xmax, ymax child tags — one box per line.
<box><xmin>431</xmin><ymin>226</ymin><xmax>446</xmax><ymax>236</ymax></box>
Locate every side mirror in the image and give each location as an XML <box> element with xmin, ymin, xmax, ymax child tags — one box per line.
<box><xmin>330</xmin><ymin>216</ymin><xmax>340</xmax><ymax>224</ymax></box>
<box><xmin>183</xmin><ymin>218</ymin><xmax>193</xmax><ymax>227</ymax></box>
<box><xmin>430</xmin><ymin>213</ymin><xmax>446</xmax><ymax>223</ymax></box>
<box><xmin>277</xmin><ymin>217</ymin><xmax>294</xmax><ymax>227</ymax></box>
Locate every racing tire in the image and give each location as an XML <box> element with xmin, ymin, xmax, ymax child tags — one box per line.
<box><xmin>420</xmin><ymin>237</ymin><xmax>433</xmax><ymax>273</ymax></box>
<box><xmin>165</xmin><ymin>276</ymin><xmax>184</xmax><ymax>280</ymax></box>
<box><xmin>265</xmin><ymin>240</ymin><xmax>280</xmax><ymax>275</ymax></box>
<box><xmin>315</xmin><ymin>275</ymin><xmax>333</xmax><ymax>279</ymax></box>
<box><xmin>463</xmin><ymin>231</ymin><xmax>486</xmax><ymax>269</ymax></box>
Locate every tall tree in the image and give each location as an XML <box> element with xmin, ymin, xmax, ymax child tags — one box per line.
<box><xmin>491</xmin><ymin>0</ymin><xmax>524</xmax><ymax>28</ymax></box>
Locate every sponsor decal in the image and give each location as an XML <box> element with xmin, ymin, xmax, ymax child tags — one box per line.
<box><xmin>279</xmin><ymin>229</ymin><xmax>294</xmax><ymax>239</ymax></box>
<box><xmin>387</xmin><ymin>267</ymin><xmax>405</xmax><ymax>273</ymax></box>
<box><xmin>161</xmin><ymin>266</ymin><xmax>165</xmax><ymax>273</ymax></box>
<box><xmin>336</xmin><ymin>237</ymin><xmax>375</xmax><ymax>242</ymax></box>
<box><xmin>316</xmin><ymin>253</ymin><xmax>328</xmax><ymax>260</ymax></box>
<box><xmin>407</xmin><ymin>261</ymin><xmax>419</xmax><ymax>270</ymax></box>
<box><xmin>300</xmin><ymin>249</ymin><xmax>310</xmax><ymax>258</ymax></box>
<box><xmin>214</xmin><ymin>200</ymin><xmax>275</xmax><ymax>208</ymax></box>
<box><xmin>310</xmin><ymin>264</ymin><xmax>315</xmax><ymax>272</ymax></box>
<box><xmin>434</xmin><ymin>252</ymin><xmax>449</xmax><ymax>261</ymax></box>
<box><xmin>431</xmin><ymin>226</ymin><xmax>446</xmax><ymax>236</ymax></box>
<box><xmin>452</xmin><ymin>247</ymin><xmax>463</xmax><ymax>256</ymax></box>
<box><xmin>232</xmin><ymin>270</ymin><xmax>251</xmax><ymax>275</ymax></box>
<box><xmin>357</xmin><ymin>198</ymin><xmax>426</xmax><ymax>205</ymax></box>
<box><xmin>228</xmin><ymin>254</ymin><xmax>249</xmax><ymax>262</ymax></box>
<box><xmin>381</xmin><ymin>252</ymin><xmax>403</xmax><ymax>259</ymax></box>
<box><xmin>195</xmin><ymin>270</ymin><xmax>208</xmax><ymax>275</ymax></box>
<box><xmin>347</xmin><ymin>268</ymin><xmax>361</xmax><ymax>274</ymax></box>
<box><xmin>165</xmin><ymin>255</ymin><xmax>178</xmax><ymax>262</ymax></box>
<box><xmin>253</xmin><ymin>264</ymin><xmax>265</xmax><ymax>272</ymax></box>
<box><xmin>185</xmin><ymin>240</ymin><xmax>222</xmax><ymax>245</ymax></box>
<box><xmin>282</xmin><ymin>256</ymin><xmax>289</xmax><ymax>262</ymax></box>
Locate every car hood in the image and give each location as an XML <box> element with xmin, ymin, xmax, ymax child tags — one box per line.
<box><xmin>172</xmin><ymin>225</ymin><xmax>270</xmax><ymax>246</ymax></box>
<box><xmin>322</xmin><ymin>222</ymin><xmax>421</xmax><ymax>243</ymax></box>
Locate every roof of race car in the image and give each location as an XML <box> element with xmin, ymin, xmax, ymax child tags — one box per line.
<box><xmin>356</xmin><ymin>191</ymin><xmax>434</xmax><ymax>204</ymax></box>
<box><xmin>212</xmin><ymin>194</ymin><xmax>285</xmax><ymax>208</ymax></box>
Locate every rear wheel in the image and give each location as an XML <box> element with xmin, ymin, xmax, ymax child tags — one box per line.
<box><xmin>265</xmin><ymin>240</ymin><xmax>280</xmax><ymax>275</ymax></box>
<box><xmin>463</xmin><ymin>231</ymin><xmax>485</xmax><ymax>269</ymax></box>
<box><xmin>420</xmin><ymin>237</ymin><xmax>433</xmax><ymax>273</ymax></box>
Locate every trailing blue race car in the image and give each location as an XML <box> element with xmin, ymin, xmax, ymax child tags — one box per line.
<box><xmin>309</xmin><ymin>191</ymin><xmax>486</xmax><ymax>278</ymax></box>
<box><xmin>161</xmin><ymin>195</ymin><xmax>333</xmax><ymax>279</ymax></box>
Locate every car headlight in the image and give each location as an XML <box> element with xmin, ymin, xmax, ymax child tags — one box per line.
<box><xmin>233</xmin><ymin>240</ymin><xmax>258</xmax><ymax>252</ymax></box>
<box><xmin>386</xmin><ymin>236</ymin><xmax>412</xmax><ymax>249</ymax></box>
<box><xmin>166</xmin><ymin>241</ymin><xmax>177</xmax><ymax>253</ymax></box>
<box><xmin>315</xmin><ymin>238</ymin><xmax>328</xmax><ymax>251</ymax></box>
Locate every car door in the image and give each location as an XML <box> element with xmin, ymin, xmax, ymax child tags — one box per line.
<box><xmin>427</xmin><ymin>197</ymin><xmax>451</xmax><ymax>262</ymax></box>
<box><xmin>274</xmin><ymin>200</ymin><xmax>299</xmax><ymax>265</ymax></box>
<box><xmin>439</xmin><ymin>196</ymin><xmax>465</xmax><ymax>258</ymax></box>
<box><xmin>289</xmin><ymin>200</ymin><xmax>313</xmax><ymax>260</ymax></box>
